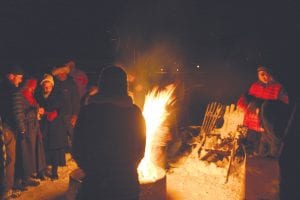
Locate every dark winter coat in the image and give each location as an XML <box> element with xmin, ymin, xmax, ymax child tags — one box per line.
<box><xmin>55</xmin><ymin>76</ymin><xmax>80</xmax><ymax>117</ymax></box>
<box><xmin>0</xmin><ymin>83</ymin><xmax>33</xmax><ymax>179</ymax></box>
<box><xmin>73</xmin><ymin>94</ymin><xmax>146</xmax><ymax>200</ymax></box>
<box><xmin>17</xmin><ymin>94</ymin><xmax>46</xmax><ymax>177</ymax></box>
<box><xmin>55</xmin><ymin>76</ymin><xmax>80</xmax><ymax>139</ymax></box>
<box><xmin>36</xmin><ymin>89</ymin><xmax>68</xmax><ymax>150</ymax></box>
<box><xmin>13</xmin><ymin>90</ymin><xmax>46</xmax><ymax>178</ymax></box>
<box><xmin>0</xmin><ymin>80</ymin><xmax>22</xmax><ymax>132</ymax></box>
<box><xmin>0</xmin><ymin>80</ymin><xmax>19</xmax><ymax>190</ymax></box>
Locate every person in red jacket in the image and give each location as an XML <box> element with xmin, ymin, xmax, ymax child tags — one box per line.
<box><xmin>237</xmin><ymin>65</ymin><xmax>289</xmax><ymax>158</ymax></box>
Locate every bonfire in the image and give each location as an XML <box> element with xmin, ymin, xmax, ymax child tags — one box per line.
<box><xmin>138</xmin><ymin>84</ymin><xmax>176</xmax><ymax>183</ymax></box>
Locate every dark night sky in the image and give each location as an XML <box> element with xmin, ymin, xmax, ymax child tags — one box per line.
<box><xmin>1</xmin><ymin>1</ymin><xmax>298</xmax><ymax>66</ymax></box>
<box><xmin>1</xmin><ymin>0</ymin><xmax>299</xmax><ymax>122</ymax></box>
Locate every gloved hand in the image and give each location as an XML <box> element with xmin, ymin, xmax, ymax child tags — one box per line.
<box><xmin>47</xmin><ymin>110</ymin><xmax>58</xmax><ymax>122</ymax></box>
<box><xmin>70</xmin><ymin>115</ymin><xmax>77</xmax><ymax>127</ymax></box>
<box><xmin>247</xmin><ymin>99</ymin><xmax>264</xmax><ymax>113</ymax></box>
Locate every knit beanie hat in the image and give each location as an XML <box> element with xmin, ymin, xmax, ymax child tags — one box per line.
<box><xmin>52</xmin><ymin>66</ymin><xmax>71</xmax><ymax>76</ymax></box>
<box><xmin>40</xmin><ymin>74</ymin><xmax>55</xmax><ymax>86</ymax></box>
<box><xmin>6</xmin><ymin>66</ymin><xmax>24</xmax><ymax>75</ymax></box>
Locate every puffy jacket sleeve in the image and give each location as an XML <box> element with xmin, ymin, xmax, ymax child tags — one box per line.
<box><xmin>12</xmin><ymin>91</ymin><xmax>26</xmax><ymax>133</ymax></box>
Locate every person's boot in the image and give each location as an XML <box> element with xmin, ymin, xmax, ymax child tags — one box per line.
<box><xmin>37</xmin><ymin>171</ymin><xmax>46</xmax><ymax>181</ymax></box>
<box><xmin>51</xmin><ymin>166</ymin><xmax>59</xmax><ymax>180</ymax></box>
<box><xmin>2</xmin><ymin>189</ymin><xmax>21</xmax><ymax>199</ymax></box>
<box><xmin>13</xmin><ymin>180</ymin><xmax>28</xmax><ymax>191</ymax></box>
<box><xmin>23</xmin><ymin>177</ymin><xmax>40</xmax><ymax>187</ymax></box>
<box><xmin>44</xmin><ymin>166</ymin><xmax>52</xmax><ymax>178</ymax></box>
<box><xmin>51</xmin><ymin>173</ymin><xmax>58</xmax><ymax>180</ymax></box>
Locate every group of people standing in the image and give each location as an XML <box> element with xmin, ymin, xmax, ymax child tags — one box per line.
<box><xmin>1</xmin><ymin>60</ymin><xmax>298</xmax><ymax>199</ymax></box>
<box><xmin>0</xmin><ymin>60</ymin><xmax>83</xmax><ymax>199</ymax></box>
<box><xmin>0</xmin><ymin>62</ymin><xmax>146</xmax><ymax>200</ymax></box>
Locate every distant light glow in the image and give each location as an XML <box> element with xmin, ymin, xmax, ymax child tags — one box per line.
<box><xmin>196</xmin><ymin>65</ymin><xmax>200</xmax><ymax>68</ymax></box>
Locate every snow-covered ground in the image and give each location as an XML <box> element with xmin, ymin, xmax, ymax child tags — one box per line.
<box><xmin>166</xmin><ymin>152</ymin><xmax>246</xmax><ymax>200</ymax></box>
<box><xmin>13</xmin><ymin>152</ymin><xmax>279</xmax><ymax>200</ymax></box>
<box><xmin>14</xmin><ymin>153</ymin><xmax>77</xmax><ymax>200</ymax></box>
<box><xmin>16</xmin><ymin>153</ymin><xmax>245</xmax><ymax>200</ymax></box>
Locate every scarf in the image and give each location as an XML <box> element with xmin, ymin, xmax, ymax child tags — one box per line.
<box><xmin>22</xmin><ymin>89</ymin><xmax>38</xmax><ymax>106</ymax></box>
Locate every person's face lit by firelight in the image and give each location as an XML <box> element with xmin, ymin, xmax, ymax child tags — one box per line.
<box><xmin>42</xmin><ymin>81</ymin><xmax>54</xmax><ymax>95</ymax></box>
<box><xmin>8</xmin><ymin>74</ymin><xmax>23</xmax><ymax>87</ymax></box>
<box><xmin>56</xmin><ymin>72</ymin><xmax>68</xmax><ymax>81</ymax></box>
<box><xmin>258</xmin><ymin>70</ymin><xmax>272</xmax><ymax>84</ymax></box>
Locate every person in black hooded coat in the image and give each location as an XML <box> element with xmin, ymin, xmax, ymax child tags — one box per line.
<box><xmin>36</xmin><ymin>74</ymin><xmax>68</xmax><ymax>180</ymax></box>
<box><xmin>72</xmin><ymin>66</ymin><xmax>146</xmax><ymax>200</ymax></box>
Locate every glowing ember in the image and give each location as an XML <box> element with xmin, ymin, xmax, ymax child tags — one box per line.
<box><xmin>138</xmin><ymin>84</ymin><xmax>176</xmax><ymax>183</ymax></box>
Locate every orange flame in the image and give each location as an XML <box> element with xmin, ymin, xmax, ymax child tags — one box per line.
<box><xmin>138</xmin><ymin>84</ymin><xmax>176</xmax><ymax>183</ymax></box>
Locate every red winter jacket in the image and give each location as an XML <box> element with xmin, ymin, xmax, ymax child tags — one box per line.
<box><xmin>237</xmin><ymin>80</ymin><xmax>289</xmax><ymax>132</ymax></box>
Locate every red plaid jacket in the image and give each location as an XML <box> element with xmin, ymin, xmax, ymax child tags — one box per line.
<box><xmin>237</xmin><ymin>81</ymin><xmax>289</xmax><ymax>132</ymax></box>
